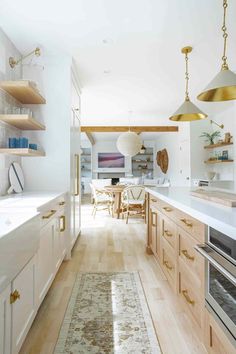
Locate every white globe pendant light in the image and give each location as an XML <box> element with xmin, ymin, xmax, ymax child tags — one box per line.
<box><xmin>117</xmin><ymin>131</ymin><xmax>142</xmax><ymax>157</ymax></box>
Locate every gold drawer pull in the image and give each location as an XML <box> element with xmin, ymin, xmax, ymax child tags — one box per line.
<box><xmin>180</xmin><ymin>218</ymin><xmax>193</xmax><ymax>228</ymax></box>
<box><xmin>182</xmin><ymin>290</ymin><xmax>195</xmax><ymax>305</ymax></box>
<box><xmin>42</xmin><ymin>209</ymin><xmax>56</xmax><ymax>219</ymax></box>
<box><xmin>164</xmin><ymin>260</ymin><xmax>173</xmax><ymax>270</ymax></box>
<box><xmin>181</xmin><ymin>249</ymin><xmax>195</xmax><ymax>261</ymax></box>
<box><xmin>60</xmin><ymin>215</ymin><xmax>66</xmax><ymax>232</ymax></box>
<box><xmin>151</xmin><ymin>198</ymin><xmax>157</xmax><ymax>202</ymax></box>
<box><xmin>163</xmin><ymin>207</ymin><xmax>172</xmax><ymax>212</ymax></box>
<box><xmin>10</xmin><ymin>290</ymin><xmax>20</xmax><ymax>304</ymax></box>
<box><xmin>59</xmin><ymin>201</ymin><xmax>65</xmax><ymax>206</ymax></box>
<box><xmin>151</xmin><ymin>212</ymin><xmax>157</xmax><ymax>227</ymax></box>
<box><xmin>164</xmin><ymin>230</ymin><xmax>173</xmax><ymax>237</ymax></box>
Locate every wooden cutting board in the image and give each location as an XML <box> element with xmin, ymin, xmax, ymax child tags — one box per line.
<box><xmin>191</xmin><ymin>189</ymin><xmax>236</xmax><ymax>207</ymax></box>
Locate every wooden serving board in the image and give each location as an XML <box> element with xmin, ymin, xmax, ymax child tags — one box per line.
<box><xmin>191</xmin><ymin>189</ymin><xmax>236</xmax><ymax>207</ymax></box>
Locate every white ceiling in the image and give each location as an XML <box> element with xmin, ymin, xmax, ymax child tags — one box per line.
<box><xmin>1</xmin><ymin>0</ymin><xmax>236</xmax><ymax>131</ymax></box>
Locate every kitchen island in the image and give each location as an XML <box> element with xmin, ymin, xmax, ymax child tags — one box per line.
<box><xmin>146</xmin><ymin>186</ymin><xmax>236</xmax><ymax>354</ymax></box>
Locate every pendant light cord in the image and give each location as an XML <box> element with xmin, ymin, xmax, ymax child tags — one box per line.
<box><xmin>222</xmin><ymin>0</ymin><xmax>229</xmax><ymax>70</ymax></box>
<box><xmin>185</xmin><ymin>52</ymin><xmax>190</xmax><ymax>101</ymax></box>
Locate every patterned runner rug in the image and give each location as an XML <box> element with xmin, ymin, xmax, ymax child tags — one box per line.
<box><xmin>54</xmin><ymin>272</ymin><xmax>161</xmax><ymax>354</ymax></box>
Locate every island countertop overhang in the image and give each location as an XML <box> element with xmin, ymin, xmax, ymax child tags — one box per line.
<box><xmin>146</xmin><ymin>186</ymin><xmax>236</xmax><ymax>241</ymax></box>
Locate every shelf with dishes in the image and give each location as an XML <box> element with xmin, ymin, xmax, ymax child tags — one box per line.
<box><xmin>204</xmin><ymin>142</ymin><xmax>233</xmax><ymax>149</ymax></box>
<box><xmin>0</xmin><ymin>148</ymin><xmax>45</xmax><ymax>157</ymax></box>
<box><xmin>204</xmin><ymin>159</ymin><xmax>234</xmax><ymax>164</ymax></box>
<box><xmin>0</xmin><ymin>80</ymin><xmax>46</xmax><ymax>104</ymax></box>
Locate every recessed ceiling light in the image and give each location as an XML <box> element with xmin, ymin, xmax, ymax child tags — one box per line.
<box><xmin>103</xmin><ymin>70</ymin><xmax>111</xmax><ymax>74</ymax></box>
<box><xmin>102</xmin><ymin>38</ymin><xmax>113</xmax><ymax>44</ymax></box>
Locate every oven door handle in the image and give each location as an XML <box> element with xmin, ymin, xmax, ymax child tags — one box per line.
<box><xmin>195</xmin><ymin>244</ymin><xmax>236</xmax><ymax>286</ymax></box>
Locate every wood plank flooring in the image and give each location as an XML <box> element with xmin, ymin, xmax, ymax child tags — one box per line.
<box><xmin>20</xmin><ymin>195</ymin><xmax>207</xmax><ymax>354</ymax></box>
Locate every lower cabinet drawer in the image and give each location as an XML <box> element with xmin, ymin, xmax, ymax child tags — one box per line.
<box><xmin>178</xmin><ymin>260</ymin><xmax>204</xmax><ymax>330</ymax></box>
<box><xmin>162</xmin><ymin>216</ymin><xmax>176</xmax><ymax>250</ymax></box>
<box><xmin>178</xmin><ymin>227</ymin><xmax>204</xmax><ymax>287</ymax></box>
<box><xmin>161</xmin><ymin>239</ymin><xmax>177</xmax><ymax>292</ymax></box>
<box><xmin>176</xmin><ymin>209</ymin><xmax>205</xmax><ymax>243</ymax></box>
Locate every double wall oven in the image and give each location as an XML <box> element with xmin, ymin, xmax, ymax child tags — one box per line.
<box><xmin>195</xmin><ymin>226</ymin><xmax>236</xmax><ymax>345</ymax></box>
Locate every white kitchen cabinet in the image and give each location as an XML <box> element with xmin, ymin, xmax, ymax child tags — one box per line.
<box><xmin>70</xmin><ymin>105</ymin><xmax>81</xmax><ymax>249</ymax></box>
<box><xmin>0</xmin><ymin>285</ymin><xmax>11</xmax><ymax>354</ymax></box>
<box><xmin>37</xmin><ymin>218</ymin><xmax>55</xmax><ymax>305</ymax></box>
<box><xmin>11</xmin><ymin>256</ymin><xmax>37</xmax><ymax>354</ymax></box>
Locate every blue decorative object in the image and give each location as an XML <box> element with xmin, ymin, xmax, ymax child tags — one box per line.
<box><xmin>29</xmin><ymin>143</ymin><xmax>37</xmax><ymax>150</ymax></box>
<box><xmin>9</xmin><ymin>138</ymin><xmax>16</xmax><ymax>148</ymax></box>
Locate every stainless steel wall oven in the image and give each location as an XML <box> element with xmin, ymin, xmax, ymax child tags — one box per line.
<box><xmin>195</xmin><ymin>226</ymin><xmax>236</xmax><ymax>345</ymax></box>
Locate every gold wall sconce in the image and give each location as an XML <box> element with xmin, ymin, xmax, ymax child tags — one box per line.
<box><xmin>9</xmin><ymin>47</ymin><xmax>41</xmax><ymax>69</ymax></box>
<box><xmin>210</xmin><ymin>119</ymin><xmax>224</xmax><ymax>129</ymax></box>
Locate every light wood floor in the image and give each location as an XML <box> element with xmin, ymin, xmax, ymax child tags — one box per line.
<box><xmin>20</xmin><ymin>195</ymin><xmax>207</xmax><ymax>354</ymax></box>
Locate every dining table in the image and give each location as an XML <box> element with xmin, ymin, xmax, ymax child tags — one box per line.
<box><xmin>104</xmin><ymin>185</ymin><xmax>126</xmax><ymax>219</ymax></box>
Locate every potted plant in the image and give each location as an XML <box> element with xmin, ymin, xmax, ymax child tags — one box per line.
<box><xmin>199</xmin><ymin>131</ymin><xmax>221</xmax><ymax>145</ymax></box>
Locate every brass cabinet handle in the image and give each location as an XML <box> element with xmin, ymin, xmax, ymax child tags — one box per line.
<box><xmin>151</xmin><ymin>212</ymin><xmax>157</xmax><ymax>227</ymax></box>
<box><xmin>151</xmin><ymin>198</ymin><xmax>157</xmax><ymax>202</ymax></box>
<box><xmin>163</xmin><ymin>260</ymin><xmax>173</xmax><ymax>270</ymax></box>
<box><xmin>42</xmin><ymin>209</ymin><xmax>56</xmax><ymax>219</ymax></box>
<box><xmin>60</xmin><ymin>215</ymin><xmax>66</xmax><ymax>232</ymax></box>
<box><xmin>164</xmin><ymin>229</ymin><xmax>172</xmax><ymax>237</ymax></box>
<box><xmin>182</xmin><ymin>289</ymin><xmax>195</xmax><ymax>305</ymax></box>
<box><xmin>180</xmin><ymin>218</ymin><xmax>193</xmax><ymax>228</ymax></box>
<box><xmin>74</xmin><ymin>154</ymin><xmax>80</xmax><ymax>196</ymax></box>
<box><xmin>59</xmin><ymin>201</ymin><xmax>65</xmax><ymax>206</ymax></box>
<box><xmin>163</xmin><ymin>206</ymin><xmax>172</xmax><ymax>212</ymax></box>
<box><xmin>181</xmin><ymin>249</ymin><xmax>195</xmax><ymax>261</ymax></box>
<box><xmin>10</xmin><ymin>290</ymin><xmax>20</xmax><ymax>304</ymax></box>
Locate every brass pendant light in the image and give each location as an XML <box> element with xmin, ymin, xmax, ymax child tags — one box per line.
<box><xmin>197</xmin><ymin>0</ymin><xmax>236</xmax><ymax>101</ymax></box>
<box><xmin>169</xmin><ymin>46</ymin><xmax>207</xmax><ymax>122</ymax></box>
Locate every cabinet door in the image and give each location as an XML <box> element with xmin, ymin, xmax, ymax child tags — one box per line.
<box><xmin>0</xmin><ymin>285</ymin><xmax>11</xmax><ymax>354</ymax></box>
<box><xmin>37</xmin><ymin>219</ymin><xmax>55</xmax><ymax>305</ymax></box>
<box><xmin>70</xmin><ymin>99</ymin><xmax>81</xmax><ymax>249</ymax></box>
<box><xmin>11</xmin><ymin>256</ymin><xmax>37</xmax><ymax>354</ymax></box>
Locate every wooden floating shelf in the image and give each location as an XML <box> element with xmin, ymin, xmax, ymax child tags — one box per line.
<box><xmin>0</xmin><ymin>114</ymin><xmax>45</xmax><ymax>130</ymax></box>
<box><xmin>204</xmin><ymin>159</ymin><xmax>234</xmax><ymax>164</ymax></box>
<box><xmin>204</xmin><ymin>142</ymin><xmax>233</xmax><ymax>149</ymax></box>
<box><xmin>0</xmin><ymin>148</ymin><xmax>45</xmax><ymax>157</ymax></box>
<box><xmin>0</xmin><ymin>80</ymin><xmax>46</xmax><ymax>104</ymax></box>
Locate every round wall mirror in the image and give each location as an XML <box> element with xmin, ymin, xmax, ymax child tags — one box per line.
<box><xmin>8</xmin><ymin>162</ymin><xmax>24</xmax><ymax>194</ymax></box>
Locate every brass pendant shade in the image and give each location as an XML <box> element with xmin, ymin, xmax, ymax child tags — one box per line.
<box><xmin>169</xmin><ymin>46</ymin><xmax>207</xmax><ymax>122</ymax></box>
<box><xmin>197</xmin><ymin>68</ymin><xmax>236</xmax><ymax>102</ymax></box>
<box><xmin>169</xmin><ymin>100</ymin><xmax>207</xmax><ymax>122</ymax></box>
<box><xmin>198</xmin><ymin>0</ymin><xmax>236</xmax><ymax>102</ymax></box>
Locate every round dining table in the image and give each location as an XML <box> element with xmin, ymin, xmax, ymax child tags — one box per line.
<box><xmin>104</xmin><ymin>185</ymin><xmax>126</xmax><ymax>219</ymax></box>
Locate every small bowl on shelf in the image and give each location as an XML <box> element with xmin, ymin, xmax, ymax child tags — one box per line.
<box><xmin>206</xmin><ymin>171</ymin><xmax>216</xmax><ymax>181</ymax></box>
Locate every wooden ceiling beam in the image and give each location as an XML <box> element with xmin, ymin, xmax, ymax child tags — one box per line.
<box><xmin>81</xmin><ymin>126</ymin><xmax>178</xmax><ymax>133</ymax></box>
<box><xmin>85</xmin><ymin>132</ymin><xmax>95</xmax><ymax>145</ymax></box>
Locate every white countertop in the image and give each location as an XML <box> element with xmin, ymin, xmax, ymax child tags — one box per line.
<box><xmin>146</xmin><ymin>186</ymin><xmax>236</xmax><ymax>240</ymax></box>
<box><xmin>0</xmin><ymin>191</ymin><xmax>66</xmax><ymax>211</ymax></box>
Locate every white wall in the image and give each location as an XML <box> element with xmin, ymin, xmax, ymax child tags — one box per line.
<box><xmin>0</xmin><ymin>28</ymin><xmax>22</xmax><ymax>195</ymax></box>
<box><xmin>155</xmin><ymin>132</ymin><xmax>180</xmax><ymax>185</ymax></box>
<box><xmin>207</xmin><ymin>102</ymin><xmax>236</xmax><ymax>189</ymax></box>
<box><xmin>22</xmin><ymin>55</ymin><xmax>72</xmax><ymax>191</ymax></box>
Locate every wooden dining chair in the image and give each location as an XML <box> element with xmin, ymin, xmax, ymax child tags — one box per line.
<box><xmin>121</xmin><ymin>185</ymin><xmax>146</xmax><ymax>224</ymax></box>
<box><xmin>90</xmin><ymin>184</ymin><xmax>114</xmax><ymax>218</ymax></box>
